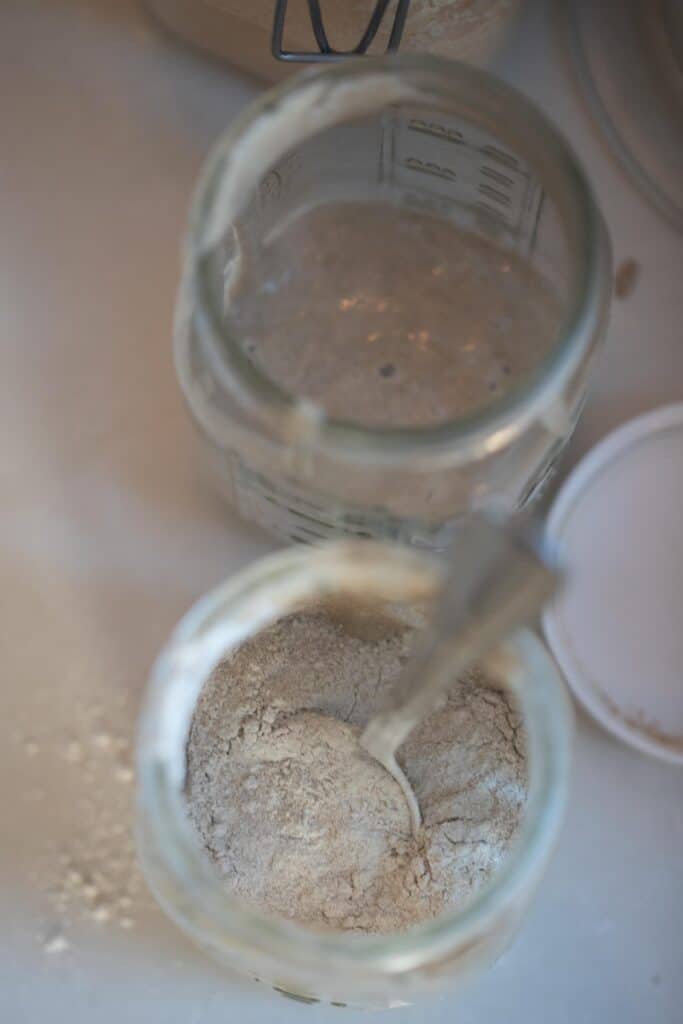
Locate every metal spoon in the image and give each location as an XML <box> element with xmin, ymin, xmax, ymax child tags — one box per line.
<box><xmin>359</xmin><ymin>516</ymin><xmax>560</xmax><ymax>834</ymax></box>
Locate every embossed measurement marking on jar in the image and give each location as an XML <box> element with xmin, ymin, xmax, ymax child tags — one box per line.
<box><xmin>384</xmin><ymin>113</ymin><xmax>543</xmax><ymax>245</ymax></box>
<box><xmin>407</xmin><ymin>119</ymin><xmax>465</xmax><ymax>145</ymax></box>
<box><xmin>402</xmin><ymin>157</ymin><xmax>457</xmax><ymax>182</ymax></box>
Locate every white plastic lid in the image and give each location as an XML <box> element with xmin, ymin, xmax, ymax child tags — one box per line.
<box><xmin>543</xmin><ymin>404</ymin><xmax>683</xmax><ymax>764</ymax></box>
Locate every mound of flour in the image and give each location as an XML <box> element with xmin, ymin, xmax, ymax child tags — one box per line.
<box><xmin>186</xmin><ymin>603</ymin><xmax>527</xmax><ymax>933</ymax></box>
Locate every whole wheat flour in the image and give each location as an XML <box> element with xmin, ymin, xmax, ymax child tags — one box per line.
<box><xmin>186</xmin><ymin>602</ymin><xmax>527</xmax><ymax>934</ymax></box>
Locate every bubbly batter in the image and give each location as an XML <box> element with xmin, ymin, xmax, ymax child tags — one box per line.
<box><xmin>227</xmin><ymin>199</ymin><xmax>561</xmax><ymax>428</ymax></box>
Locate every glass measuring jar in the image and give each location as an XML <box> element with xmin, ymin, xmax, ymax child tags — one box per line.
<box><xmin>176</xmin><ymin>56</ymin><xmax>611</xmax><ymax>547</ymax></box>
<box><xmin>136</xmin><ymin>541</ymin><xmax>572</xmax><ymax>1009</ymax></box>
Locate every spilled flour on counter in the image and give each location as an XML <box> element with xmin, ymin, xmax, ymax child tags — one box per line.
<box><xmin>186</xmin><ymin>603</ymin><xmax>528</xmax><ymax>933</ymax></box>
<box><xmin>14</xmin><ymin>692</ymin><xmax>145</xmax><ymax>955</ymax></box>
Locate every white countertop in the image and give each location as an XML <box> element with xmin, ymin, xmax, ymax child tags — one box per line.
<box><xmin>1</xmin><ymin>2</ymin><xmax>681</xmax><ymax>1021</ymax></box>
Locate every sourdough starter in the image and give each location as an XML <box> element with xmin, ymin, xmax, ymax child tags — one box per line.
<box><xmin>228</xmin><ymin>200</ymin><xmax>561</xmax><ymax>428</ymax></box>
<box><xmin>186</xmin><ymin>603</ymin><xmax>528</xmax><ymax>934</ymax></box>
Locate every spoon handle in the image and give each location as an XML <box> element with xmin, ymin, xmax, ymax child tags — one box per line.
<box><xmin>360</xmin><ymin>516</ymin><xmax>560</xmax><ymax>767</ymax></box>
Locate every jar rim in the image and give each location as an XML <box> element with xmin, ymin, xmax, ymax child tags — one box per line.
<box><xmin>137</xmin><ymin>542</ymin><xmax>573</xmax><ymax>975</ymax></box>
<box><xmin>184</xmin><ymin>54</ymin><xmax>611</xmax><ymax>465</ymax></box>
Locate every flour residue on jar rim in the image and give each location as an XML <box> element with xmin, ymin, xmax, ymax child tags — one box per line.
<box><xmin>200</xmin><ymin>71</ymin><xmax>422</xmax><ymax>254</ymax></box>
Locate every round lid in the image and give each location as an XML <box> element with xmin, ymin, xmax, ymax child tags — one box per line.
<box><xmin>543</xmin><ymin>404</ymin><xmax>683</xmax><ymax>764</ymax></box>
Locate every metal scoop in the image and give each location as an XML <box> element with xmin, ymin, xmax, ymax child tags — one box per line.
<box><xmin>359</xmin><ymin>516</ymin><xmax>560</xmax><ymax>834</ymax></box>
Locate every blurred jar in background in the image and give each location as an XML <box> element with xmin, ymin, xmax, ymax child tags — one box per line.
<box><xmin>144</xmin><ymin>0</ymin><xmax>524</xmax><ymax>81</ymax></box>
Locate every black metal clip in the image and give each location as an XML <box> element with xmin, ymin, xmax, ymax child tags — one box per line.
<box><xmin>272</xmin><ymin>0</ymin><xmax>410</xmax><ymax>63</ymax></box>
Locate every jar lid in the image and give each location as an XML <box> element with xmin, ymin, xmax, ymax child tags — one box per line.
<box><xmin>543</xmin><ymin>404</ymin><xmax>683</xmax><ymax>764</ymax></box>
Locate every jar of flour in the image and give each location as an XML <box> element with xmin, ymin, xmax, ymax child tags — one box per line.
<box><xmin>136</xmin><ymin>540</ymin><xmax>572</xmax><ymax>1008</ymax></box>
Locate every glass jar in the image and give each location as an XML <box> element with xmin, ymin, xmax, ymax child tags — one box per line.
<box><xmin>175</xmin><ymin>56</ymin><xmax>611</xmax><ymax>547</ymax></box>
<box><xmin>136</xmin><ymin>541</ymin><xmax>572</xmax><ymax>1009</ymax></box>
<box><xmin>144</xmin><ymin>1</ymin><xmax>524</xmax><ymax>82</ymax></box>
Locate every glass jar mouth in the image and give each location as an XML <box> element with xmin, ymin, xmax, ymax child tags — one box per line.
<box><xmin>137</xmin><ymin>542</ymin><xmax>572</xmax><ymax>974</ymax></box>
<box><xmin>186</xmin><ymin>54</ymin><xmax>610</xmax><ymax>464</ymax></box>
